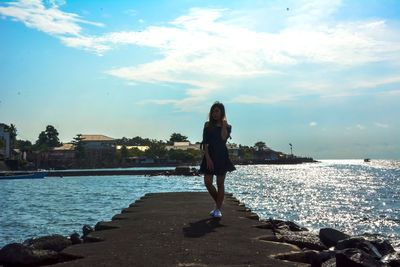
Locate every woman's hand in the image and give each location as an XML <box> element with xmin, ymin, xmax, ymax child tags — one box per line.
<box><xmin>206</xmin><ymin>156</ymin><xmax>214</xmax><ymax>171</ymax></box>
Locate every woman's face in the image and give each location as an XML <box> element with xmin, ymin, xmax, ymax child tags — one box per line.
<box><xmin>211</xmin><ymin>107</ymin><xmax>222</xmax><ymax>121</ymax></box>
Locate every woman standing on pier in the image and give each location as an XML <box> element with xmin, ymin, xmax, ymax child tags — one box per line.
<box><xmin>200</xmin><ymin>101</ymin><xmax>236</xmax><ymax>218</ymax></box>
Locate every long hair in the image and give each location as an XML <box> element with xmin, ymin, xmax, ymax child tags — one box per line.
<box><xmin>200</xmin><ymin>101</ymin><xmax>227</xmax><ymax>150</ymax></box>
<box><xmin>207</xmin><ymin>101</ymin><xmax>226</xmax><ymax>128</ymax></box>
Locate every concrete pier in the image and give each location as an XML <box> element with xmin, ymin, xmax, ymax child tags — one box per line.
<box><xmin>51</xmin><ymin>192</ymin><xmax>306</xmax><ymax>266</ymax></box>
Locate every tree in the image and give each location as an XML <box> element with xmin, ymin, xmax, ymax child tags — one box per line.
<box><xmin>9</xmin><ymin>124</ymin><xmax>17</xmax><ymax>148</ymax></box>
<box><xmin>71</xmin><ymin>134</ymin><xmax>85</xmax><ymax>165</ymax></box>
<box><xmin>254</xmin><ymin>141</ymin><xmax>267</xmax><ymax>151</ymax></box>
<box><xmin>120</xmin><ymin>145</ymin><xmax>128</xmax><ymax>162</ymax></box>
<box><xmin>169</xmin><ymin>133</ymin><xmax>188</xmax><ymax>143</ymax></box>
<box><xmin>145</xmin><ymin>141</ymin><xmax>167</xmax><ymax>160</ymax></box>
<box><xmin>2</xmin><ymin>124</ymin><xmax>17</xmax><ymax>149</ymax></box>
<box><xmin>168</xmin><ymin>149</ymin><xmax>194</xmax><ymax>162</ymax></box>
<box><xmin>15</xmin><ymin>140</ymin><xmax>32</xmax><ymax>152</ymax></box>
<box><xmin>35</xmin><ymin>125</ymin><xmax>62</xmax><ymax>149</ymax></box>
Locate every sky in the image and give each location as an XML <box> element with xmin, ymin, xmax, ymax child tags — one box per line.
<box><xmin>0</xmin><ymin>0</ymin><xmax>399</xmax><ymax>159</ymax></box>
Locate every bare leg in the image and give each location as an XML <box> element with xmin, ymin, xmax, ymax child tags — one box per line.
<box><xmin>204</xmin><ymin>174</ymin><xmax>217</xmax><ymax>203</ymax></box>
<box><xmin>216</xmin><ymin>174</ymin><xmax>226</xmax><ymax>209</ymax></box>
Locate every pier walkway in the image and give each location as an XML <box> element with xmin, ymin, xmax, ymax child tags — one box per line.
<box><xmin>52</xmin><ymin>192</ymin><xmax>306</xmax><ymax>266</ymax></box>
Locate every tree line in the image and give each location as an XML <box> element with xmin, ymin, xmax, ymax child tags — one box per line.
<box><xmin>5</xmin><ymin>124</ymin><xmax>280</xmax><ymax>169</ymax></box>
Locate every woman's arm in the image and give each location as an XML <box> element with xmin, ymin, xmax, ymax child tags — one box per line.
<box><xmin>221</xmin><ymin>120</ymin><xmax>229</xmax><ymax>141</ymax></box>
<box><xmin>202</xmin><ymin>122</ymin><xmax>214</xmax><ymax>171</ymax></box>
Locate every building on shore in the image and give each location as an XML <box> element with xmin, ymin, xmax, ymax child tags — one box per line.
<box><xmin>165</xmin><ymin>141</ymin><xmax>201</xmax><ymax>151</ymax></box>
<box><xmin>47</xmin><ymin>143</ymin><xmax>76</xmax><ymax>168</ymax></box>
<box><xmin>80</xmin><ymin>134</ymin><xmax>116</xmax><ymax>168</ymax></box>
<box><xmin>227</xmin><ymin>143</ymin><xmax>239</xmax><ymax>157</ymax></box>
<box><xmin>0</xmin><ymin>123</ymin><xmax>11</xmax><ymax>160</ymax></box>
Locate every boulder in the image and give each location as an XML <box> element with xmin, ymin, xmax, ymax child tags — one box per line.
<box><xmin>82</xmin><ymin>224</ymin><xmax>94</xmax><ymax>237</ymax></box>
<box><xmin>69</xmin><ymin>233</ymin><xmax>82</xmax><ymax>245</ymax></box>
<box><xmin>336</xmin><ymin>237</ymin><xmax>382</xmax><ymax>259</ymax></box>
<box><xmin>319</xmin><ymin>228</ymin><xmax>350</xmax><ymax>248</ymax></box>
<box><xmin>335</xmin><ymin>248</ymin><xmax>387</xmax><ymax>267</ymax></box>
<box><xmin>266</xmin><ymin>229</ymin><xmax>327</xmax><ymax>251</ymax></box>
<box><xmin>321</xmin><ymin>258</ymin><xmax>337</xmax><ymax>267</ymax></box>
<box><xmin>257</xmin><ymin>219</ymin><xmax>308</xmax><ymax>232</ymax></box>
<box><xmin>363</xmin><ymin>237</ymin><xmax>395</xmax><ymax>257</ymax></box>
<box><xmin>175</xmin><ymin>166</ymin><xmax>191</xmax><ymax>175</ymax></box>
<box><xmin>381</xmin><ymin>251</ymin><xmax>400</xmax><ymax>266</ymax></box>
<box><xmin>0</xmin><ymin>243</ymin><xmax>59</xmax><ymax>266</ymax></box>
<box><xmin>23</xmin><ymin>234</ymin><xmax>72</xmax><ymax>252</ymax></box>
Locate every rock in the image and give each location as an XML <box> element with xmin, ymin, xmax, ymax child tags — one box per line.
<box><xmin>336</xmin><ymin>237</ymin><xmax>382</xmax><ymax>259</ymax></box>
<box><xmin>381</xmin><ymin>251</ymin><xmax>400</xmax><ymax>266</ymax></box>
<box><xmin>0</xmin><ymin>243</ymin><xmax>59</xmax><ymax>266</ymax></box>
<box><xmin>363</xmin><ymin>237</ymin><xmax>395</xmax><ymax>257</ymax></box>
<box><xmin>319</xmin><ymin>228</ymin><xmax>350</xmax><ymax>248</ymax></box>
<box><xmin>335</xmin><ymin>248</ymin><xmax>388</xmax><ymax>267</ymax></box>
<box><xmin>321</xmin><ymin>258</ymin><xmax>336</xmax><ymax>267</ymax></box>
<box><xmin>263</xmin><ymin>229</ymin><xmax>327</xmax><ymax>251</ymax></box>
<box><xmin>23</xmin><ymin>234</ymin><xmax>72</xmax><ymax>252</ymax></box>
<box><xmin>257</xmin><ymin>219</ymin><xmax>308</xmax><ymax>232</ymax></box>
<box><xmin>175</xmin><ymin>166</ymin><xmax>191</xmax><ymax>175</ymax></box>
<box><xmin>317</xmin><ymin>250</ymin><xmax>337</xmax><ymax>263</ymax></box>
<box><xmin>69</xmin><ymin>233</ymin><xmax>82</xmax><ymax>245</ymax></box>
<box><xmin>82</xmin><ymin>224</ymin><xmax>94</xmax><ymax>237</ymax></box>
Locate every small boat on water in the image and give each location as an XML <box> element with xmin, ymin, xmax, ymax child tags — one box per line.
<box><xmin>364</xmin><ymin>158</ymin><xmax>371</xmax><ymax>162</ymax></box>
<box><xmin>0</xmin><ymin>171</ymin><xmax>48</xmax><ymax>180</ymax></box>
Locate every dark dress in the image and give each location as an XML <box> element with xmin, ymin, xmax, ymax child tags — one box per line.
<box><xmin>199</xmin><ymin>123</ymin><xmax>236</xmax><ymax>175</ymax></box>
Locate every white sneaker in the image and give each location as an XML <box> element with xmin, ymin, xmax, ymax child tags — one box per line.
<box><xmin>212</xmin><ymin>209</ymin><xmax>222</xmax><ymax>218</ymax></box>
<box><xmin>210</xmin><ymin>209</ymin><xmax>215</xmax><ymax>216</ymax></box>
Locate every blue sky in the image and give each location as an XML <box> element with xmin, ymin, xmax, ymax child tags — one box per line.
<box><xmin>1</xmin><ymin>0</ymin><xmax>399</xmax><ymax>159</ymax></box>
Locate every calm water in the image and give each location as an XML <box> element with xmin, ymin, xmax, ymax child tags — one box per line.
<box><xmin>1</xmin><ymin>160</ymin><xmax>399</xmax><ymax>248</ymax></box>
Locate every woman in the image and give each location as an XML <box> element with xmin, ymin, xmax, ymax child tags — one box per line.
<box><xmin>199</xmin><ymin>101</ymin><xmax>236</xmax><ymax>218</ymax></box>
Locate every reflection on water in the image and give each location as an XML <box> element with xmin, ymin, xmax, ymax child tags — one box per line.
<box><xmin>1</xmin><ymin>160</ymin><xmax>399</xmax><ymax>248</ymax></box>
<box><xmin>227</xmin><ymin>160</ymin><xmax>400</xmax><ymax>247</ymax></box>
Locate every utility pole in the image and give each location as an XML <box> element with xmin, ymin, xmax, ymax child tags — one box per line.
<box><xmin>289</xmin><ymin>143</ymin><xmax>293</xmax><ymax>157</ymax></box>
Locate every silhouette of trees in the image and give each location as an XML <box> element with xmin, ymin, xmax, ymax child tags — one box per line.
<box><xmin>169</xmin><ymin>133</ymin><xmax>188</xmax><ymax>143</ymax></box>
<box><xmin>254</xmin><ymin>141</ymin><xmax>267</xmax><ymax>151</ymax></box>
<box><xmin>34</xmin><ymin>125</ymin><xmax>62</xmax><ymax>150</ymax></box>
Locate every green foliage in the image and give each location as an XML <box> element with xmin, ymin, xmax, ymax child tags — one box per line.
<box><xmin>34</xmin><ymin>125</ymin><xmax>61</xmax><ymax>149</ymax></box>
<box><xmin>120</xmin><ymin>145</ymin><xmax>128</xmax><ymax>159</ymax></box>
<box><xmin>168</xmin><ymin>149</ymin><xmax>194</xmax><ymax>162</ymax></box>
<box><xmin>115</xmin><ymin>136</ymin><xmax>153</xmax><ymax>146</ymax></box>
<box><xmin>145</xmin><ymin>141</ymin><xmax>167</xmax><ymax>160</ymax></box>
<box><xmin>15</xmin><ymin>140</ymin><xmax>32</xmax><ymax>151</ymax></box>
<box><xmin>169</xmin><ymin>133</ymin><xmax>188</xmax><ymax>143</ymax></box>
<box><xmin>71</xmin><ymin>134</ymin><xmax>85</xmax><ymax>162</ymax></box>
<box><xmin>254</xmin><ymin>141</ymin><xmax>267</xmax><ymax>151</ymax></box>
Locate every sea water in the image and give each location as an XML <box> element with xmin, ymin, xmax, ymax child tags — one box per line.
<box><xmin>0</xmin><ymin>160</ymin><xmax>399</xmax><ymax>248</ymax></box>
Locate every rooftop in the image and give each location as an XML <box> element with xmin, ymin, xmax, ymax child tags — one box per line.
<box><xmin>81</xmin><ymin>135</ymin><xmax>115</xmax><ymax>142</ymax></box>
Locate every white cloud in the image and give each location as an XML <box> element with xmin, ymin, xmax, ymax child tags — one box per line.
<box><xmin>229</xmin><ymin>94</ymin><xmax>294</xmax><ymax>104</ymax></box>
<box><xmin>356</xmin><ymin>124</ymin><xmax>366</xmax><ymax>130</ymax></box>
<box><xmin>2</xmin><ymin>1</ymin><xmax>400</xmax><ymax>110</ymax></box>
<box><xmin>351</xmin><ymin>75</ymin><xmax>400</xmax><ymax>89</ymax></box>
<box><xmin>375</xmin><ymin>122</ymin><xmax>389</xmax><ymax>128</ymax></box>
<box><xmin>99</xmin><ymin>6</ymin><xmax>400</xmax><ymax>109</ymax></box>
<box><xmin>309</xmin><ymin>122</ymin><xmax>317</xmax><ymax>127</ymax></box>
<box><xmin>0</xmin><ymin>0</ymin><xmax>103</xmax><ymax>36</ymax></box>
